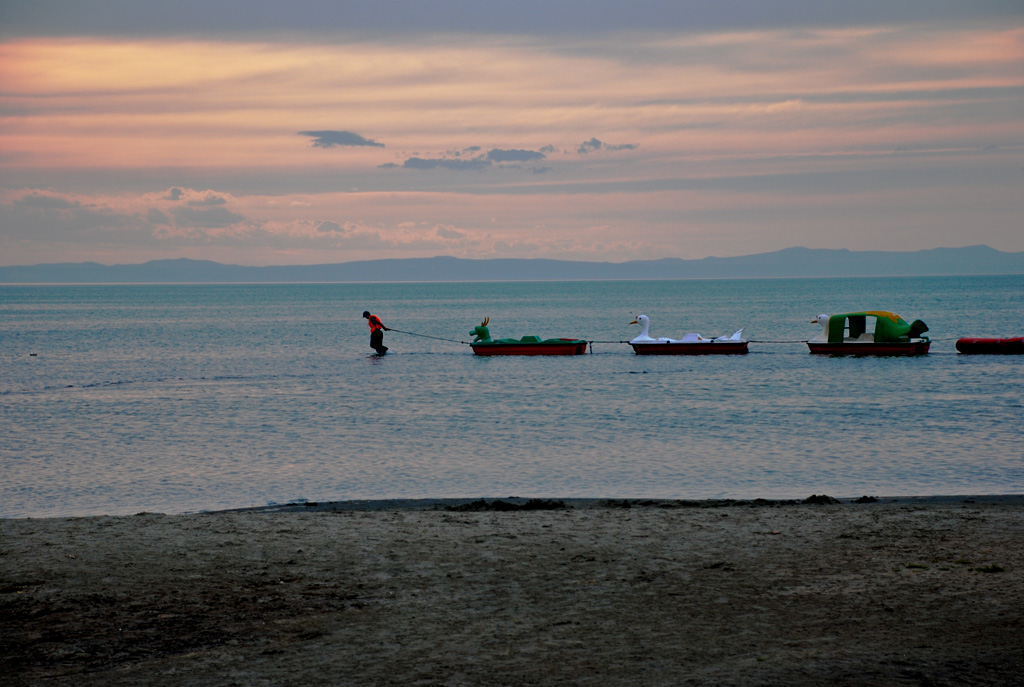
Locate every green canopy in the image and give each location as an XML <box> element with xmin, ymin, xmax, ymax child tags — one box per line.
<box><xmin>827</xmin><ymin>312</ymin><xmax>928</xmax><ymax>343</ymax></box>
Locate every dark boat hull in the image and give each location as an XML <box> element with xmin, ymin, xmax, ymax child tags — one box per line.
<box><xmin>955</xmin><ymin>337</ymin><xmax>1024</xmax><ymax>355</ymax></box>
<box><xmin>807</xmin><ymin>341</ymin><xmax>930</xmax><ymax>356</ymax></box>
<box><xmin>471</xmin><ymin>339</ymin><xmax>588</xmax><ymax>356</ymax></box>
<box><xmin>630</xmin><ymin>342</ymin><xmax>749</xmax><ymax>355</ymax></box>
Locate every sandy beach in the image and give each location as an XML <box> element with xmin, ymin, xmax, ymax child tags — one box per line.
<box><xmin>3</xmin><ymin>496</ymin><xmax>1023</xmax><ymax>686</ymax></box>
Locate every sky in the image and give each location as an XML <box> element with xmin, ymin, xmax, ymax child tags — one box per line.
<box><xmin>1</xmin><ymin>1</ymin><xmax>1023</xmax><ymax>266</ymax></box>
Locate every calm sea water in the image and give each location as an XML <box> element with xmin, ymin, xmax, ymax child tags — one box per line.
<box><xmin>2</xmin><ymin>277</ymin><xmax>1022</xmax><ymax>518</ymax></box>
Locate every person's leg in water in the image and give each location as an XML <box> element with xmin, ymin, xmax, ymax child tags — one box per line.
<box><xmin>370</xmin><ymin>327</ymin><xmax>388</xmax><ymax>354</ymax></box>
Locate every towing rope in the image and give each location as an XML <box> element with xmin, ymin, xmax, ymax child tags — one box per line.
<box><xmin>388</xmin><ymin>328</ymin><xmax>472</xmax><ymax>345</ymax></box>
<box><xmin>595</xmin><ymin>339</ymin><xmax>809</xmax><ymax>344</ymax></box>
<box><xmin>388</xmin><ymin>333</ymin><xmax>946</xmax><ymax>348</ymax></box>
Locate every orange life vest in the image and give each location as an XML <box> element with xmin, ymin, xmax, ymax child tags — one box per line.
<box><xmin>366</xmin><ymin>314</ymin><xmax>384</xmax><ymax>332</ymax></box>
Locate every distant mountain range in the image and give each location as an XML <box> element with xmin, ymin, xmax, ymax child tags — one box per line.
<box><xmin>2</xmin><ymin>246</ymin><xmax>1022</xmax><ymax>283</ymax></box>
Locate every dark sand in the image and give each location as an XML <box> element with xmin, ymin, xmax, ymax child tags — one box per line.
<box><xmin>3</xmin><ymin>496</ymin><xmax>1023</xmax><ymax>686</ymax></box>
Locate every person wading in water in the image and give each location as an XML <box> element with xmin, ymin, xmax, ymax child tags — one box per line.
<box><xmin>363</xmin><ymin>311</ymin><xmax>390</xmax><ymax>355</ymax></box>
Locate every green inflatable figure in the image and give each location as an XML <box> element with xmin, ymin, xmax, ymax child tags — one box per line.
<box><xmin>470</xmin><ymin>317</ymin><xmax>492</xmax><ymax>342</ymax></box>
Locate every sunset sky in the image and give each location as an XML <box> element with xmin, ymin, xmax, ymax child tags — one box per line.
<box><xmin>2</xmin><ymin>1</ymin><xmax>1022</xmax><ymax>266</ymax></box>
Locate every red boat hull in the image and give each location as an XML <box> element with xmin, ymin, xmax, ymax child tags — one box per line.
<box><xmin>471</xmin><ymin>339</ymin><xmax>588</xmax><ymax>356</ymax></box>
<box><xmin>630</xmin><ymin>342</ymin><xmax>749</xmax><ymax>355</ymax></box>
<box><xmin>807</xmin><ymin>341</ymin><xmax>930</xmax><ymax>356</ymax></box>
<box><xmin>955</xmin><ymin>337</ymin><xmax>1024</xmax><ymax>354</ymax></box>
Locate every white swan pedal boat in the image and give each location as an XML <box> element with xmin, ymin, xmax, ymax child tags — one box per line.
<box><xmin>629</xmin><ymin>315</ymin><xmax>748</xmax><ymax>355</ymax></box>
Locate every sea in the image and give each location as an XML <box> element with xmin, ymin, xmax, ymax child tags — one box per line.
<box><xmin>2</xmin><ymin>276</ymin><xmax>1022</xmax><ymax>518</ymax></box>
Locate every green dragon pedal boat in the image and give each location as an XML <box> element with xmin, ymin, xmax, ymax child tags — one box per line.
<box><xmin>468</xmin><ymin>318</ymin><xmax>588</xmax><ymax>356</ymax></box>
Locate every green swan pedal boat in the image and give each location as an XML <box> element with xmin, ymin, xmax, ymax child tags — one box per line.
<box><xmin>807</xmin><ymin>311</ymin><xmax>930</xmax><ymax>356</ymax></box>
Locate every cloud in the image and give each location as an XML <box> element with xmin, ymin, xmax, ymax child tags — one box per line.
<box><xmin>164</xmin><ymin>187</ymin><xmax>184</xmax><ymax>201</ymax></box>
<box><xmin>577</xmin><ymin>138</ymin><xmax>636</xmax><ymax>154</ymax></box>
<box><xmin>13</xmin><ymin>193</ymin><xmax>83</xmax><ymax>210</ymax></box>
<box><xmin>396</xmin><ymin>147</ymin><xmax>547</xmax><ymax>172</ymax></box>
<box><xmin>298</xmin><ymin>130</ymin><xmax>385</xmax><ymax>148</ymax></box>
<box><xmin>402</xmin><ymin>157</ymin><xmax>492</xmax><ymax>171</ymax></box>
<box><xmin>4</xmin><ymin>1</ymin><xmax>1019</xmax><ymax>37</ymax></box>
<box><xmin>487</xmin><ymin>148</ymin><xmax>546</xmax><ymax>163</ymax></box>
<box><xmin>171</xmin><ymin>206</ymin><xmax>246</xmax><ymax>228</ymax></box>
<box><xmin>3</xmin><ymin>188</ymin><xmax>574</xmax><ymax>260</ymax></box>
<box><xmin>436</xmin><ymin>226</ymin><xmax>465</xmax><ymax>239</ymax></box>
<box><xmin>315</xmin><ymin>220</ymin><xmax>346</xmax><ymax>234</ymax></box>
<box><xmin>147</xmin><ymin>208</ymin><xmax>171</xmax><ymax>224</ymax></box>
<box><xmin>2</xmin><ymin>191</ymin><xmax>137</xmax><ymax>242</ymax></box>
<box><xmin>186</xmin><ymin>193</ymin><xmax>228</xmax><ymax>206</ymax></box>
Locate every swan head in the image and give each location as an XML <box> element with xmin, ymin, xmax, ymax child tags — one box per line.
<box><xmin>809</xmin><ymin>314</ymin><xmax>831</xmax><ymax>342</ymax></box>
<box><xmin>630</xmin><ymin>314</ymin><xmax>649</xmax><ymax>327</ymax></box>
<box><xmin>630</xmin><ymin>314</ymin><xmax>655</xmax><ymax>342</ymax></box>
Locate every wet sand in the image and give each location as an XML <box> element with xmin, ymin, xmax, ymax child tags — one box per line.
<box><xmin>3</xmin><ymin>496</ymin><xmax>1023</xmax><ymax>686</ymax></box>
